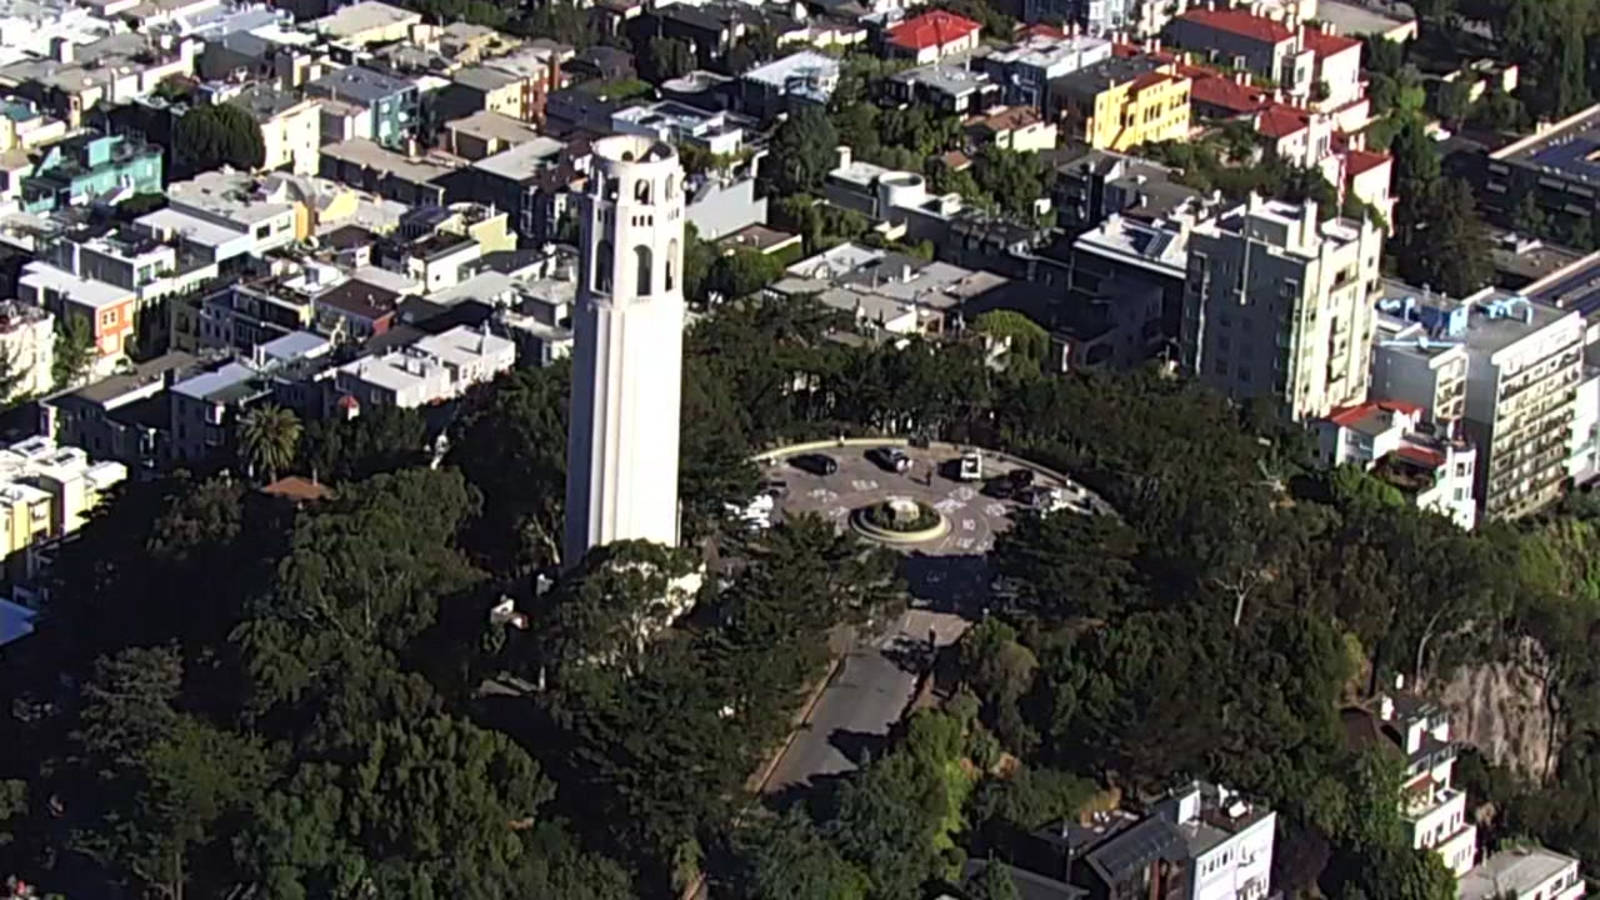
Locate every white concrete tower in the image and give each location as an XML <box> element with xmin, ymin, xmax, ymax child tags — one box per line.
<box><xmin>563</xmin><ymin>134</ymin><xmax>687</xmax><ymax>566</ymax></box>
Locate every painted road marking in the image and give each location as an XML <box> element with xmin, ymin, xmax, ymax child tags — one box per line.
<box><xmin>962</xmin><ymin>519</ymin><xmax>976</xmax><ymax>531</ymax></box>
<box><xmin>827</xmin><ymin>505</ymin><xmax>848</xmax><ymax>519</ymax></box>
<box><xmin>851</xmin><ymin>479</ymin><xmax>879</xmax><ymax>491</ymax></box>
<box><xmin>934</xmin><ymin>498</ymin><xmax>965</xmax><ymax>513</ymax></box>
<box><xmin>956</xmin><ymin>537</ymin><xmax>974</xmax><ymax>550</ymax></box>
<box><xmin>953</xmin><ymin>486</ymin><xmax>977</xmax><ymax>501</ymax></box>
<box><xmin>984</xmin><ymin>502</ymin><xmax>1007</xmax><ymax>517</ymax></box>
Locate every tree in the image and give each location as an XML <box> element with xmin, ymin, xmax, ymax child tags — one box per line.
<box><xmin>175</xmin><ymin>103</ymin><xmax>266</xmax><ymax>173</ymax></box>
<box><xmin>730</xmin><ymin>809</ymin><xmax>868</xmax><ymax>900</ymax></box>
<box><xmin>0</xmin><ymin>344</ymin><xmax>26</xmax><ymax>404</ymax></box>
<box><xmin>707</xmin><ymin>248</ymin><xmax>784</xmax><ymax>301</ymax></box>
<box><xmin>761</xmin><ymin>106</ymin><xmax>838</xmax><ymax>196</ymax></box>
<box><xmin>1433</xmin><ymin>79</ymin><xmax>1473</xmax><ymax>129</ymax></box>
<box><xmin>300</xmin><ymin>405</ymin><xmax>427</xmax><ymax>482</ymax></box>
<box><xmin>237</xmin><ymin>404</ymin><xmax>302</xmax><ymax>483</ymax></box>
<box><xmin>972</xmin><ymin>310</ymin><xmax>1047</xmax><ymax>373</ymax></box>
<box><xmin>1512</xmin><ymin>191</ymin><xmax>1548</xmax><ymax>238</ymax></box>
<box><xmin>641</xmin><ymin>37</ymin><xmax>694</xmax><ymax>83</ymax></box>
<box><xmin>52</xmin><ymin>313</ymin><xmax>94</xmax><ymax>389</ymax></box>
<box><xmin>1402</xmin><ymin>178</ymin><xmax>1493</xmax><ymax>297</ymax></box>
<box><xmin>968</xmin><ymin>860</ymin><xmax>1022</xmax><ymax>900</ymax></box>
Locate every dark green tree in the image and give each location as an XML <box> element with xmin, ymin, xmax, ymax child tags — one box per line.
<box><xmin>300</xmin><ymin>406</ymin><xmax>428</xmax><ymax>482</ymax></box>
<box><xmin>641</xmin><ymin>37</ymin><xmax>694</xmax><ymax>83</ymax></box>
<box><xmin>53</xmin><ymin>313</ymin><xmax>94</xmax><ymax>389</ymax></box>
<box><xmin>178</xmin><ymin>103</ymin><xmax>267</xmax><ymax>173</ymax></box>
<box><xmin>761</xmin><ymin>106</ymin><xmax>839</xmax><ymax>196</ymax></box>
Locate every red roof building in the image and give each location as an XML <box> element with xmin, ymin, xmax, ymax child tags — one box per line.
<box><xmin>885</xmin><ymin>10</ymin><xmax>982</xmax><ymax>62</ymax></box>
<box><xmin>1346</xmin><ymin>149</ymin><xmax>1389</xmax><ymax>177</ymax></box>
<box><xmin>1174</xmin><ymin>7</ymin><xmax>1294</xmax><ymax>44</ymax></box>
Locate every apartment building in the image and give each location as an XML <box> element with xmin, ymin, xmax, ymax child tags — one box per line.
<box><xmin>883</xmin><ymin>11</ymin><xmax>981</xmax><ymax>65</ymax></box>
<box><xmin>332</xmin><ymin>325</ymin><xmax>514</xmax><ymax>409</ymax></box>
<box><xmin>1372</xmin><ymin>288</ymin><xmax>1583</xmax><ymax>521</ymax></box>
<box><xmin>1312</xmin><ymin>400</ymin><xmax>1478</xmax><ymax>529</ymax></box>
<box><xmin>0</xmin><ymin>435</ymin><xmax>126</xmax><ymax>575</ymax></box>
<box><xmin>982</xmin><ymin>33</ymin><xmax>1114</xmax><ymax>111</ymax></box>
<box><xmin>19</xmin><ymin>131</ymin><xmax>163</xmax><ymax>213</ymax></box>
<box><xmin>1017</xmin><ymin>781</ymin><xmax>1276</xmax><ymax>900</ymax></box>
<box><xmin>17</xmin><ymin>260</ymin><xmax>136</xmax><ymax>373</ymax></box>
<box><xmin>230</xmin><ymin>85</ymin><xmax>321</xmax><ymax>175</ymax></box>
<box><xmin>1342</xmin><ymin>689</ymin><xmax>1478</xmax><ymax>876</ymax></box>
<box><xmin>1055</xmin><ymin>57</ymin><xmax>1192</xmax><ymax>152</ymax></box>
<box><xmin>304</xmin><ymin>66</ymin><xmax>420</xmax><ymax>150</ymax></box>
<box><xmin>1163</xmin><ymin>7</ymin><xmax>1315</xmax><ymax>100</ymax></box>
<box><xmin>0</xmin><ymin>301</ymin><xmax>52</xmax><ymax>402</ymax></box>
<box><xmin>1182</xmin><ymin>194</ymin><xmax>1382</xmax><ymax>421</ymax></box>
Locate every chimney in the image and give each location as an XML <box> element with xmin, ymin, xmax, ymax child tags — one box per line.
<box><xmin>1379</xmin><ymin>694</ymin><xmax>1394</xmax><ymax>721</ymax></box>
<box><xmin>1301</xmin><ymin>197</ymin><xmax>1318</xmax><ymax>244</ymax></box>
<box><xmin>836</xmin><ymin>145</ymin><xmax>852</xmax><ymax>169</ymax></box>
<box><xmin>52</xmin><ymin>37</ymin><xmax>73</xmax><ymax>64</ymax></box>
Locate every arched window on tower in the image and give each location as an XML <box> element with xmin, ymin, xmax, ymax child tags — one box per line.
<box><xmin>665</xmin><ymin>238</ymin><xmax>678</xmax><ymax>291</ymax></box>
<box><xmin>594</xmin><ymin>240</ymin><xmax>612</xmax><ymax>293</ymax></box>
<box><xmin>665</xmin><ymin>174</ymin><xmax>676</xmax><ymax>200</ymax></box>
<box><xmin>634</xmin><ymin>245</ymin><xmax>653</xmax><ymax>296</ymax></box>
<box><xmin>634</xmin><ymin>179</ymin><xmax>652</xmax><ymax>204</ymax></box>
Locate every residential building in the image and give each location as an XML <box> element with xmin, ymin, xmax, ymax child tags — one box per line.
<box><xmin>311</xmin><ymin>1</ymin><xmax>421</xmax><ymax>47</ymax></box>
<box><xmin>1343</xmin><ymin>690</ymin><xmax>1479</xmax><ymax>876</ymax></box>
<box><xmin>318</xmin><ymin>139</ymin><xmax>451</xmax><ymax>206</ymax></box>
<box><xmin>169</xmin><ymin>331</ymin><xmax>332</xmax><ymax>463</ymax></box>
<box><xmin>304</xmin><ymin>66</ymin><xmax>421</xmax><ymax>149</ymax></box>
<box><xmin>313</xmin><ymin>277</ymin><xmax>399</xmax><ymax>339</ymax></box>
<box><xmin>884</xmin><ymin>10</ymin><xmax>981</xmax><ymax>64</ymax></box>
<box><xmin>1345</xmin><ymin>148</ymin><xmax>1394</xmax><ymax>227</ymax></box>
<box><xmin>1023</xmin><ymin>0</ymin><xmax>1139</xmax><ymax>35</ymax></box>
<box><xmin>887</xmin><ymin>62</ymin><xmax>1001</xmax><ymax>114</ymax></box>
<box><xmin>17</xmin><ymin>260</ymin><xmax>136</xmax><ymax>370</ymax></box>
<box><xmin>0</xmin><ymin>300</ymin><xmax>52</xmax><ymax>401</ymax></box>
<box><xmin>443</xmin><ymin>137</ymin><xmax>569</xmax><ymax>240</ymax></box>
<box><xmin>0</xmin><ymin>98</ymin><xmax>67</xmax><ymax>154</ymax></box>
<box><xmin>41</xmin><ymin>350</ymin><xmax>197</xmax><ymax>472</ymax></box>
<box><xmin>332</xmin><ymin>324</ymin><xmax>513</xmax><ymax>408</ymax></box>
<box><xmin>189</xmin><ymin>279</ymin><xmax>314</xmax><ymax>353</ymax></box>
<box><xmin>612</xmin><ymin>101</ymin><xmax>755</xmax><ymax>156</ymax></box>
<box><xmin>1054</xmin><ymin>148</ymin><xmax>1203</xmax><ymax>233</ymax></box>
<box><xmin>1182</xmin><ymin>194</ymin><xmax>1382</xmax><ymax>421</ymax></box>
<box><xmin>824</xmin><ymin>147</ymin><xmax>980</xmax><ymax>245</ymax></box>
<box><xmin>982</xmin><ymin>33</ymin><xmax>1115</xmax><ymax>110</ymax></box>
<box><xmin>1054</xmin><ymin>57</ymin><xmax>1191</xmax><ymax>151</ymax></box>
<box><xmin>479</xmin><ymin>45</ymin><xmax>568</xmax><ymax>125</ymax></box>
<box><xmin>19</xmin><ymin>132</ymin><xmax>162</xmax><ymax>213</ymax></box>
<box><xmin>229</xmin><ymin>85</ymin><xmax>321</xmax><ymax>175</ymax></box>
<box><xmin>1312</xmin><ymin>401</ymin><xmax>1478</xmax><ymax>529</ymax></box>
<box><xmin>1066</xmin><ymin>205</ymin><xmax>1199</xmax><ymax>368</ymax></box>
<box><xmin>1163</xmin><ymin>8</ymin><xmax>1315</xmax><ymax>100</ymax></box>
<box><xmin>964</xmin><ymin>106</ymin><xmax>1058</xmax><ymax>153</ymax></box>
<box><xmin>738</xmin><ymin>51</ymin><xmax>840</xmax><ymax>119</ymax></box>
<box><xmin>1460</xmin><ymin>848</ymin><xmax>1584</xmax><ymax>900</ymax></box>
<box><xmin>442</xmin><ymin>110</ymin><xmax>547</xmax><ymax>161</ymax></box>
<box><xmin>137</xmin><ymin>170</ymin><xmax>301</xmax><ymax>263</ymax></box>
<box><xmin>1374</xmin><ymin>289</ymin><xmax>1583</xmax><ymax>521</ymax></box>
<box><xmin>768</xmin><ymin>242</ymin><xmax>1027</xmax><ymax>335</ymax></box>
<box><xmin>436</xmin><ymin>65</ymin><xmax>527</xmax><ymax>123</ymax></box>
<box><xmin>1</xmin><ymin>31</ymin><xmax>203</xmax><ymax>127</ymax></box>
<box><xmin>1018</xmin><ymin>781</ymin><xmax>1276</xmax><ymax>900</ymax></box>
<box><xmin>0</xmin><ymin>435</ymin><xmax>125</xmax><ymax>573</ymax></box>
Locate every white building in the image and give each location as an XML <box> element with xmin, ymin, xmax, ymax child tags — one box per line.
<box><xmin>1460</xmin><ymin>848</ymin><xmax>1584</xmax><ymax>900</ymax></box>
<box><xmin>0</xmin><ymin>300</ymin><xmax>52</xmax><ymax>401</ymax></box>
<box><xmin>1158</xmin><ymin>783</ymin><xmax>1276</xmax><ymax>900</ymax></box>
<box><xmin>137</xmin><ymin>170</ymin><xmax>299</xmax><ymax>263</ymax></box>
<box><xmin>333</xmin><ymin>325</ymin><xmax>513</xmax><ymax>409</ymax></box>
<box><xmin>564</xmin><ymin>134</ymin><xmax>686</xmax><ymax>565</ymax></box>
<box><xmin>1345</xmin><ymin>690</ymin><xmax>1478</xmax><ymax>878</ymax></box>
<box><xmin>1313</xmin><ymin>400</ymin><xmax>1478</xmax><ymax>530</ymax></box>
<box><xmin>1370</xmin><ymin>287</ymin><xmax>1583</xmax><ymax>521</ymax></box>
<box><xmin>1183</xmin><ymin>194</ymin><xmax>1381</xmax><ymax>421</ymax></box>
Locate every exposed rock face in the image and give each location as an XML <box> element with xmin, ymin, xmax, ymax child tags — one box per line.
<box><xmin>1431</xmin><ymin>637</ymin><xmax>1561</xmax><ymax>783</ymax></box>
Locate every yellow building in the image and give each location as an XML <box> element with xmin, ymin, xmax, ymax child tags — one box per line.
<box><xmin>1060</xmin><ymin>58</ymin><xmax>1191</xmax><ymax>153</ymax></box>
<box><xmin>232</xmin><ymin>87</ymin><xmax>323</xmax><ymax>176</ymax></box>
<box><xmin>0</xmin><ymin>436</ymin><xmax>126</xmax><ymax>571</ymax></box>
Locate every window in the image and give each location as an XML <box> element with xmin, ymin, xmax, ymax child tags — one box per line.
<box><xmin>634</xmin><ymin>179</ymin><xmax>652</xmax><ymax>204</ymax></box>
<box><xmin>666</xmin><ymin>238</ymin><xmax>678</xmax><ymax>290</ymax></box>
<box><xmin>634</xmin><ymin>245</ymin><xmax>653</xmax><ymax>295</ymax></box>
<box><xmin>593</xmin><ymin>240</ymin><xmax>612</xmax><ymax>292</ymax></box>
<box><xmin>100</xmin><ymin>309</ymin><xmax>116</xmax><ymax>326</ymax></box>
<box><xmin>666</xmin><ymin>174</ymin><xmax>676</xmax><ymax>199</ymax></box>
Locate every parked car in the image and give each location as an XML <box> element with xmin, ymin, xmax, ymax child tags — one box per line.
<box><xmin>1008</xmin><ymin>468</ymin><xmax>1036</xmax><ymax>489</ymax></box>
<box><xmin>790</xmin><ymin>453</ymin><xmax>838</xmax><ymax>475</ymax></box>
<box><xmin>868</xmin><ymin>446</ymin><xmax>912</xmax><ymax>473</ymax></box>
<box><xmin>958</xmin><ymin>448</ymin><xmax>982</xmax><ymax>481</ymax></box>
<box><xmin>759</xmin><ymin>478</ymin><xmax>789</xmax><ymax>498</ymax></box>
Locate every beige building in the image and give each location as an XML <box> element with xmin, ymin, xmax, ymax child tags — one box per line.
<box><xmin>1182</xmin><ymin>194</ymin><xmax>1381</xmax><ymax>421</ymax></box>
<box><xmin>312</xmin><ymin>0</ymin><xmax>421</xmax><ymax>46</ymax></box>
<box><xmin>231</xmin><ymin>85</ymin><xmax>321</xmax><ymax>175</ymax></box>
<box><xmin>0</xmin><ymin>435</ymin><xmax>126</xmax><ymax>575</ymax></box>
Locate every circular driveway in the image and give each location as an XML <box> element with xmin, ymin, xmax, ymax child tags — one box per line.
<box><xmin>760</xmin><ymin>443</ymin><xmax>1074</xmax><ymax>554</ymax></box>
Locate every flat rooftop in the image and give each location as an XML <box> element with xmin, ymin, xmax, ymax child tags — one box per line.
<box><xmin>470</xmin><ymin>137</ymin><xmax>567</xmax><ymax>181</ymax></box>
<box><xmin>1525</xmin><ymin>251</ymin><xmax>1600</xmax><ymax>318</ymax></box>
<box><xmin>321</xmin><ymin>139</ymin><xmax>458</xmax><ymax>184</ymax></box>
<box><xmin>742</xmin><ymin>50</ymin><xmax>839</xmax><ymax>93</ymax></box>
<box><xmin>313</xmin><ymin>0</ymin><xmax>419</xmax><ymax>39</ymax></box>
<box><xmin>446</xmin><ymin>109</ymin><xmax>545</xmax><ymax>146</ymax></box>
<box><xmin>1460</xmin><ymin>848</ymin><xmax>1578</xmax><ymax>900</ymax></box>
<box><xmin>892</xmin><ymin>61</ymin><xmax>994</xmax><ymax>96</ymax></box>
<box><xmin>1492</xmin><ymin>102</ymin><xmax>1600</xmax><ymax>177</ymax></box>
<box><xmin>1317</xmin><ymin>0</ymin><xmax>1415</xmax><ymax>37</ymax></box>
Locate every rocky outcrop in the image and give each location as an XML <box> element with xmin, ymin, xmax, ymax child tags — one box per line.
<box><xmin>1431</xmin><ymin>637</ymin><xmax>1561</xmax><ymax>783</ymax></box>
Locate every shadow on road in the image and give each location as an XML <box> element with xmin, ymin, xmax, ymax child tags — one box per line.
<box><xmin>881</xmin><ymin>635</ymin><xmax>934</xmax><ymax>675</ymax></box>
<box><xmin>902</xmin><ymin>552</ymin><xmax>992</xmax><ymax>618</ymax></box>
<box><xmin>828</xmin><ymin>727</ymin><xmax>889</xmax><ymax>768</ymax></box>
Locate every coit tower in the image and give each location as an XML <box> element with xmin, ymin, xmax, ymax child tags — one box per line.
<box><xmin>563</xmin><ymin>134</ymin><xmax>686</xmax><ymax>566</ymax></box>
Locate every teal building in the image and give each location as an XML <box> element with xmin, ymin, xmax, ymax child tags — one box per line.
<box><xmin>22</xmin><ymin>133</ymin><xmax>163</xmax><ymax>213</ymax></box>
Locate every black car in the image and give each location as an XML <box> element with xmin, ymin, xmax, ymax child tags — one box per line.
<box><xmin>867</xmin><ymin>447</ymin><xmax>912</xmax><ymax>473</ymax></box>
<box><xmin>791</xmin><ymin>453</ymin><xmax>839</xmax><ymax>475</ymax></box>
<box><xmin>1008</xmin><ymin>468</ymin><xmax>1036</xmax><ymax>489</ymax></box>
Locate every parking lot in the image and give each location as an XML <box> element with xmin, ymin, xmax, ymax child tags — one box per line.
<box><xmin>759</xmin><ymin>442</ymin><xmax>1074</xmax><ymax>554</ymax></box>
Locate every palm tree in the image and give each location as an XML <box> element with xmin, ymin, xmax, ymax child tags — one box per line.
<box><xmin>237</xmin><ymin>404</ymin><xmax>301</xmax><ymax>484</ymax></box>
